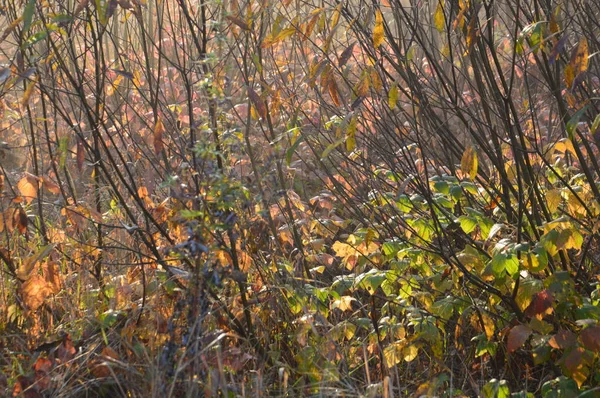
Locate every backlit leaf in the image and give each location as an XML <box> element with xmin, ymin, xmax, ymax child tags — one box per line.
<box><xmin>434</xmin><ymin>1</ymin><xmax>445</xmax><ymax>32</ymax></box>
<box><xmin>461</xmin><ymin>146</ymin><xmax>478</xmax><ymax>180</ymax></box>
<box><xmin>17</xmin><ymin>173</ymin><xmax>39</xmax><ymax>204</ymax></box>
<box><xmin>153</xmin><ymin>117</ymin><xmax>165</xmax><ymax>155</ymax></box>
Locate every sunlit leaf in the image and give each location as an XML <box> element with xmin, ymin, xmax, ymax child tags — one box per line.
<box><xmin>373</xmin><ymin>10</ymin><xmax>384</xmax><ymax>49</ymax></box>
<box><xmin>388</xmin><ymin>83</ymin><xmax>398</xmax><ymax>109</ymax></box>
<box><xmin>153</xmin><ymin>116</ymin><xmax>165</xmax><ymax>155</ymax></box>
<box><xmin>461</xmin><ymin>145</ymin><xmax>478</xmax><ymax>180</ymax></box>
<box><xmin>17</xmin><ymin>173</ymin><xmax>39</xmax><ymax>204</ymax></box>
<box><xmin>434</xmin><ymin>1</ymin><xmax>445</xmax><ymax>32</ymax></box>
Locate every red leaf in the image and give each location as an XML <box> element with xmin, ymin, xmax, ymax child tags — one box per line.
<box><xmin>507</xmin><ymin>324</ymin><xmax>532</xmax><ymax>353</ymax></box>
<box><xmin>525</xmin><ymin>289</ymin><xmax>554</xmax><ymax>317</ymax></box>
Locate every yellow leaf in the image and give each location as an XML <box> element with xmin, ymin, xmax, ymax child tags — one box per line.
<box><xmin>22</xmin><ymin>78</ymin><xmax>37</xmax><ymax>108</ymax></box>
<box><xmin>546</xmin><ymin>189</ymin><xmax>562</xmax><ymax>213</ymax></box>
<box><xmin>460</xmin><ymin>146</ymin><xmax>478</xmax><ymax>180</ymax></box>
<box><xmin>330</xmin><ymin>3</ymin><xmax>342</xmax><ymax>29</ymax></box>
<box><xmin>434</xmin><ymin>1</ymin><xmax>445</xmax><ymax>32</ymax></box>
<box><xmin>388</xmin><ymin>83</ymin><xmax>398</xmax><ymax>109</ymax></box>
<box><xmin>373</xmin><ymin>9</ymin><xmax>384</xmax><ymax>49</ymax></box>
<box><xmin>567</xmin><ymin>37</ymin><xmax>588</xmax><ymax>88</ymax></box>
<box><xmin>370</xmin><ymin>68</ymin><xmax>382</xmax><ymax>91</ymax></box>
<box><xmin>403</xmin><ymin>344</ymin><xmax>419</xmax><ymax>362</ymax></box>
<box><xmin>346</xmin><ymin>116</ymin><xmax>357</xmax><ymax>152</ymax></box>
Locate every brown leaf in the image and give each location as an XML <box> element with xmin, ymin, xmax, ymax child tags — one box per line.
<box><xmin>338</xmin><ymin>42</ymin><xmax>355</xmax><ymax>67</ymax></box>
<box><xmin>248</xmin><ymin>88</ymin><xmax>266</xmax><ymax>120</ymax></box>
<box><xmin>507</xmin><ymin>324</ymin><xmax>532</xmax><ymax>353</ymax></box>
<box><xmin>43</xmin><ymin>261</ymin><xmax>62</xmax><ymax>294</ymax></box>
<box><xmin>14</xmin><ymin>205</ymin><xmax>28</xmax><ymax>235</ymax></box>
<box><xmin>580</xmin><ymin>326</ymin><xmax>600</xmax><ymax>353</ymax></box>
<box><xmin>76</xmin><ymin>136</ymin><xmax>85</xmax><ymax>172</ymax></box>
<box><xmin>56</xmin><ymin>335</ymin><xmax>76</xmax><ymax>362</ymax></box>
<box><xmin>226</xmin><ymin>15</ymin><xmax>250</xmax><ymax>31</ymax></box>
<box><xmin>563</xmin><ymin>346</ymin><xmax>593</xmax><ymax>388</ymax></box>
<box><xmin>13</xmin><ymin>375</ymin><xmax>42</xmax><ymax>398</ymax></box>
<box><xmin>17</xmin><ymin>173</ymin><xmax>39</xmax><ymax>204</ymax></box>
<box><xmin>525</xmin><ymin>289</ymin><xmax>554</xmax><ymax>318</ymax></box>
<box><xmin>20</xmin><ymin>274</ymin><xmax>53</xmax><ymax>311</ymax></box>
<box><xmin>41</xmin><ymin>177</ymin><xmax>60</xmax><ymax>194</ymax></box>
<box><xmin>549</xmin><ymin>329</ymin><xmax>577</xmax><ymax>349</ymax></box>
<box><xmin>328</xmin><ymin>76</ymin><xmax>342</xmax><ymax>107</ymax></box>
<box><xmin>33</xmin><ymin>357</ymin><xmax>53</xmax><ymax>390</ymax></box>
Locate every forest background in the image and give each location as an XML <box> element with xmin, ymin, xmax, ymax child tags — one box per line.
<box><xmin>1</xmin><ymin>0</ymin><xmax>600</xmax><ymax>396</ymax></box>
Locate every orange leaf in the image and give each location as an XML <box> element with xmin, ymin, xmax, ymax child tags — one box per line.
<box><xmin>328</xmin><ymin>76</ymin><xmax>342</xmax><ymax>107</ymax></box>
<box><xmin>567</xmin><ymin>37</ymin><xmax>588</xmax><ymax>88</ymax></box>
<box><xmin>153</xmin><ymin>117</ymin><xmax>165</xmax><ymax>155</ymax></box>
<box><xmin>20</xmin><ymin>274</ymin><xmax>53</xmax><ymax>310</ymax></box>
<box><xmin>14</xmin><ymin>206</ymin><xmax>28</xmax><ymax>235</ymax></box>
<box><xmin>17</xmin><ymin>173</ymin><xmax>39</xmax><ymax>204</ymax></box>
<box><xmin>41</xmin><ymin>177</ymin><xmax>60</xmax><ymax>194</ymax></box>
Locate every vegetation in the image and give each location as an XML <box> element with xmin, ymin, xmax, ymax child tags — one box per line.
<box><xmin>0</xmin><ymin>0</ymin><xmax>599</xmax><ymax>396</ymax></box>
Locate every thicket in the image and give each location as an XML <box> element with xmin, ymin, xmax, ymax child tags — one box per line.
<box><xmin>0</xmin><ymin>0</ymin><xmax>599</xmax><ymax>396</ymax></box>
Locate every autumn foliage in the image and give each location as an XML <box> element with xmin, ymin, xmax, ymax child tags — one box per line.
<box><xmin>1</xmin><ymin>0</ymin><xmax>600</xmax><ymax>396</ymax></box>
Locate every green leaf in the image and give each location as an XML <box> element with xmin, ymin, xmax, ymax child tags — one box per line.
<box><xmin>457</xmin><ymin>215</ymin><xmax>477</xmax><ymax>234</ymax></box>
<box><xmin>355</xmin><ymin>269</ymin><xmax>386</xmax><ymax>294</ymax></box>
<box><xmin>482</xmin><ymin>379</ymin><xmax>510</xmax><ymax>398</ymax></box>
<box><xmin>23</xmin><ymin>0</ymin><xmax>36</xmax><ymax>33</ymax></box>
<box><xmin>491</xmin><ymin>253</ymin><xmax>519</xmax><ymax>276</ymax></box>
<box><xmin>321</xmin><ymin>136</ymin><xmax>345</xmax><ymax>159</ymax></box>
<box><xmin>285</xmin><ymin>134</ymin><xmax>304</xmax><ymax>166</ymax></box>
<box><xmin>566</xmin><ymin>105</ymin><xmax>588</xmax><ymax>140</ymax></box>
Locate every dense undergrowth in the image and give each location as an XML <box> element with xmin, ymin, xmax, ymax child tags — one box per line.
<box><xmin>1</xmin><ymin>0</ymin><xmax>600</xmax><ymax>396</ymax></box>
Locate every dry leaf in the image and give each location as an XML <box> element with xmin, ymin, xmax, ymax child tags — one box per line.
<box><xmin>17</xmin><ymin>173</ymin><xmax>39</xmax><ymax>204</ymax></box>
<box><xmin>507</xmin><ymin>324</ymin><xmax>532</xmax><ymax>352</ymax></box>
<box><xmin>153</xmin><ymin>117</ymin><xmax>165</xmax><ymax>155</ymax></box>
<box><xmin>20</xmin><ymin>274</ymin><xmax>54</xmax><ymax>311</ymax></box>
